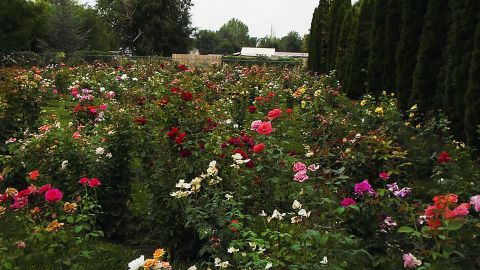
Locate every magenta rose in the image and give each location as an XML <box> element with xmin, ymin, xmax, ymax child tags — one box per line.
<box><xmin>45</xmin><ymin>189</ymin><xmax>63</xmax><ymax>203</ymax></box>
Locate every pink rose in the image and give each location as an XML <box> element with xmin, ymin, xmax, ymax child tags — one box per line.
<box><xmin>100</xmin><ymin>104</ymin><xmax>107</xmax><ymax>111</ymax></box>
<box><xmin>293</xmin><ymin>162</ymin><xmax>307</xmax><ymax>172</ymax></box>
<box><xmin>294</xmin><ymin>170</ymin><xmax>309</xmax><ymax>182</ymax></box>
<box><xmin>470</xmin><ymin>195</ymin><xmax>480</xmax><ymax>212</ymax></box>
<box><xmin>403</xmin><ymin>253</ymin><xmax>422</xmax><ymax>268</ymax></box>
<box><xmin>453</xmin><ymin>203</ymin><xmax>470</xmax><ymax>217</ymax></box>
<box><xmin>45</xmin><ymin>189</ymin><xmax>63</xmax><ymax>203</ymax></box>
<box><xmin>250</xmin><ymin>120</ymin><xmax>262</xmax><ymax>131</ymax></box>
<box><xmin>379</xmin><ymin>171</ymin><xmax>390</xmax><ymax>180</ymax></box>
<box><xmin>256</xmin><ymin>122</ymin><xmax>273</xmax><ymax>135</ymax></box>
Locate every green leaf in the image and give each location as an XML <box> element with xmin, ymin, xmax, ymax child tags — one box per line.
<box><xmin>335</xmin><ymin>207</ymin><xmax>345</xmax><ymax>215</ymax></box>
<box><xmin>447</xmin><ymin>220</ymin><xmax>464</xmax><ymax>231</ymax></box>
<box><xmin>74</xmin><ymin>226</ymin><xmax>83</xmax><ymax>233</ymax></box>
<box><xmin>66</xmin><ymin>216</ymin><xmax>75</xmax><ymax>224</ymax></box>
<box><xmin>397</xmin><ymin>226</ymin><xmax>415</xmax><ymax>233</ymax></box>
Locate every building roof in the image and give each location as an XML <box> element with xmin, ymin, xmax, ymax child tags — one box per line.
<box><xmin>274</xmin><ymin>52</ymin><xmax>309</xmax><ymax>58</ymax></box>
<box><xmin>240</xmin><ymin>47</ymin><xmax>276</xmax><ymax>57</ymax></box>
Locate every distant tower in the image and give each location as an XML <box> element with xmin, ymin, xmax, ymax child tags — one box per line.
<box><xmin>270</xmin><ymin>23</ymin><xmax>276</xmax><ymax>39</ymax></box>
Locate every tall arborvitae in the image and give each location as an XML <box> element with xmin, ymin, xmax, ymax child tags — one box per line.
<box><xmin>326</xmin><ymin>0</ymin><xmax>350</xmax><ymax>71</ymax></box>
<box><xmin>442</xmin><ymin>0</ymin><xmax>480</xmax><ymax>139</ymax></box>
<box><xmin>308</xmin><ymin>6</ymin><xmax>320</xmax><ymax>71</ymax></box>
<box><xmin>464</xmin><ymin>19</ymin><xmax>480</xmax><ymax>147</ymax></box>
<box><xmin>367</xmin><ymin>0</ymin><xmax>387</xmax><ymax>95</ymax></box>
<box><xmin>335</xmin><ymin>7</ymin><xmax>354</xmax><ymax>82</ymax></box>
<box><xmin>410</xmin><ymin>0</ymin><xmax>449</xmax><ymax>111</ymax></box>
<box><xmin>395</xmin><ymin>0</ymin><xmax>428</xmax><ymax>110</ymax></box>
<box><xmin>345</xmin><ymin>0</ymin><xmax>375</xmax><ymax>98</ymax></box>
<box><xmin>381</xmin><ymin>0</ymin><xmax>402</xmax><ymax>92</ymax></box>
<box><xmin>308</xmin><ymin>0</ymin><xmax>330</xmax><ymax>73</ymax></box>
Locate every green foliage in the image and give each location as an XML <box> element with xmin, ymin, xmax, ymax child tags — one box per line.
<box><xmin>442</xmin><ymin>0</ymin><xmax>479</xmax><ymax>140</ymax></box>
<box><xmin>0</xmin><ymin>0</ymin><xmax>51</xmax><ymax>52</ymax></box>
<box><xmin>381</xmin><ymin>0</ymin><xmax>402</xmax><ymax>93</ymax></box>
<box><xmin>97</xmin><ymin>0</ymin><xmax>193</xmax><ymax>55</ymax></box>
<box><xmin>464</xmin><ymin>20</ymin><xmax>480</xmax><ymax>147</ymax></box>
<box><xmin>394</xmin><ymin>0</ymin><xmax>428</xmax><ymax>110</ymax></box>
<box><xmin>367</xmin><ymin>0</ymin><xmax>388</xmax><ymax>95</ymax></box>
<box><xmin>308</xmin><ymin>0</ymin><xmax>329</xmax><ymax>73</ymax></box>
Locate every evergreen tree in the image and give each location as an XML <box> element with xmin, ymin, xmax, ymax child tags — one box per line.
<box><xmin>395</xmin><ymin>0</ymin><xmax>428</xmax><ymax>110</ymax></box>
<box><xmin>308</xmin><ymin>0</ymin><xmax>329</xmax><ymax>73</ymax></box>
<box><xmin>381</xmin><ymin>0</ymin><xmax>402</xmax><ymax>93</ymax></box>
<box><xmin>464</xmin><ymin>19</ymin><xmax>480</xmax><ymax>147</ymax></box>
<box><xmin>44</xmin><ymin>0</ymin><xmax>89</xmax><ymax>52</ymax></box>
<box><xmin>367</xmin><ymin>0</ymin><xmax>387</xmax><ymax>95</ymax></box>
<box><xmin>326</xmin><ymin>0</ymin><xmax>350</xmax><ymax>71</ymax></box>
<box><xmin>345</xmin><ymin>0</ymin><xmax>374</xmax><ymax>98</ymax></box>
<box><xmin>410</xmin><ymin>0</ymin><xmax>449</xmax><ymax>111</ymax></box>
<box><xmin>335</xmin><ymin>7</ymin><xmax>354</xmax><ymax>82</ymax></box>
<box><xmin>442</xmin><ymin>0</ymin><xmax>480</xmax><ymax>139</ymax></box>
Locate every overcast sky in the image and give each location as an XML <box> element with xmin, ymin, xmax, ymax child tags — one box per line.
<box><xmin>79</xmin><ymin>0</ymin><xmax>354</xmax><ymax>38</ymax></box>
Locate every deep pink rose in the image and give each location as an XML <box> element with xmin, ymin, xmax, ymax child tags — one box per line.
<box><xmin>341</xmin><ymin>197</ymin><xmax>357</xmax><ymax>207</ymax></box>
<box><xmin>88</xmin><ymin>178</ymin><xmax>102</xmax><ymax>188</ymax></box>
<box><xmin>45</xmin><ymin>189</ymin><xmax>63</xmax><ymax>203</ymax></box>
<box><xmin>79</xmin><ymin>177</ymin><xmax>89</xmax><ymax>185</ymax></box>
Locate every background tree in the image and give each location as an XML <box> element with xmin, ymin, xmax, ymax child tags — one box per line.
<box><xmin>278</xmin><ymin>31</ymin><xmax>302</xmax><ymax>52</ymax></box>
<box><xmin>410</xmin><ymin>0</ymin><xmax>449</xmax><ymax>111</ymax></box>
<box><xmin>258</xmin><ymin>36</ymin><xmax>279</xmax><ymax>50</ymax></box>
<box><xmin>194</xmin><ymin>30</ymin><xmax>220</xmax><ymax>54</ymax></box>
<box><xmin>367</xmin><ymin>0</ymin><xmax>388</xmax><ymax>95</ymax></box>
<box><xmin>335</xmin><ymin>6</ymin><xmax>356</xmax><ymax>83</ymax></box>
<box><xmin>326</xmin><ymin>0</ymin><xmax>350</xmax><ymax>71</ymax></box>
<box><xmin>97</xmin><ymin>0</ymin><xmax>193</xmax><ymax>55</ymax></box>
<box><xmin>381</xmin><ymin>0</ymin><xmax>402</xmax><ymax>92</ymax></box>
<box><xmin>394</xmin><ymin>0</ymin><xmax>428</xmax><ymax>110</ymax></box>
<box><xmin>44</xmin><ymin>0</ymin><xmax>89</xmax><ymax>52</ymax></box>
<box><xmin>344</xmin><ymin>0</ymin><xmax>374</xmax><ymax>98</ymax></box>
<box><xmin>0</xmin><ymin>0</ymin><xmax>51</xmax><ymax>52</ymax></box>
<box><xmin>442</xmin><ymin>0</ymin><xmax>479</xmax><ymax>139</ymax></box>
<box><xmin>464</xmin><ymin>19</ymin><xmax>480</xmax><ymax>147</ymax></box>
<box><xmin>308</xmin><ymin>0</ymin><xmax>329</xmax><ymax>73</ymax></box>
<box><xmin>217</xmin><ymin>18</ymin><xmax>252</xmax><ymax>54</ymax></box>
<box><xmin>80</xmin><ymin>7</ymin><xmax>119</xmax><ymax>51</ymax></box>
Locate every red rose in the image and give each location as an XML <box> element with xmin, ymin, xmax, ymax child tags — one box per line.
<box><xmin>135</xmin><ymin>117</ymin><xmax>147</xmax><ymax>125</ymax></box>
<box><xmin>88</xmin><ymin>178</ymin><xmax>101</xmax><ymax>188</ymax></box>
<box><xmin>167</xmin><ymin>127</ymin><xmax>180</xmax><ymax>139</ymax></box>
<box><xmin>253</xmin><ymin>143</ymin><xmax>265</xmax><ymax>153</ymax></box>
<box><xmin>437</xmin><ymin>151</ymin><xmax>452</xmax><ymax>163</ymax></box>
<box><xmin>175</xmin><ymin>132</ymin><xmax>187</xmax><ymax>144</ymax></box>
<box><xmin>248</xmin><ymin>106</ymin><xmax>257</xmax><ymax>113</ymax></box>
<box><xmin>177</xmin><ymin>64</ymin><xmax>188</xmax><ymax>72</ymax></box>
<box><xmin>181</xmin><ymin>91</ymin><xmax>193</xmax><ymax>101</ymax></box>
<box><xmin>267</xmin><ymin>108</ymin><xmax>282</xmax><ymax>119</ymax></box>
<box><xmin>29</xmin><ymin>170</ymin><xmax>40</xmax><ymax>181</ymax></box>
<box><xmin>79</xmin><ymin>177</ymin><xmax>89</xmax><ymax>185</ymax></box>
<box><xmin>39</xmin><ymin>184</ymin><xmax>52</xmax><ymax>194</ymax></box>
<box><xmin>286</xmin><ymin>108</ymin><xmax>293</xmax><ymax>114</ymax></box>
<box><xmin>256</xmin><ymin>122</ymin><xmax>273</xmax><ymax>135</ymax></box>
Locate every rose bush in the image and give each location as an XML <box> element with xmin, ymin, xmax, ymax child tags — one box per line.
<box><xmin>1</xmin><ymin>62</ymin><xmax>479</xmax><ymax>269</ymax></box>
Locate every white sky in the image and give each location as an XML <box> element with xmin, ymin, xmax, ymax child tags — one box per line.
<box><xmin>79</xmin><ymin>0</ymin><xmax>358</xmax><ymax>38</ymax></box>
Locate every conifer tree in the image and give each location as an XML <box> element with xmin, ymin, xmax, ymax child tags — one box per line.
<box><xmin>345</xmin><ymin>0</ymin><xmax>375</xmax><ymax>98</ymax></box>
<box><xmin>381</xmin><ymin>0</ymin><xmax>402</xmax><ymax>93</ymax></box>
<box><xmin>367</xmin><ymin>0</ymin><xmax>387</xmax><ymax>95</ymax></box>
<box><xmin>442</xmin><ymin>0</ymin><xmax>480</xmax><ymax>139</ymax></box>
<box><xmin>335</xmin><ymin>7</ymin><xmax>355</xmax><ymax>82</ymax></box>
<box><xmin>308</xmin><ymin>0</ymin><xmax>330</xmax><ymax>73</ymax></box>
<box><xmin>410</xmin><ymin>0</ymin><xmax>449</xmax><ymax>111</ymax></box>
<box><xmin>326</xmin><ymin>0</ymin><xmax>350</xmax><ymax>71</ymax></box>
<box><xmin>464</xmin><ymin>19</ymin><xmax>480</xmax><ymax>147</ymax></box>
<box><xmin>395</xmin><ymin>0</ymin><xmax>428</xmax><ymax>110</ymax></box>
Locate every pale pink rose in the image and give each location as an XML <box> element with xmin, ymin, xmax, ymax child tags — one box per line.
<box><xmin>293</xmin><ymin>162</ymin><xmax>307</xmax><ymax>172</ymax></box>
<box><xmin>403</xmin><ymin>253</ymin><xmax>421</xmax><ymax>268</ymax></box>
<box><xmin>250</xmin><ymin>120</ymin><xmax>262</xmax><ymax>131</ymax></box>
<box><xmin>294</xmin><ymin>170</ymin><xmax>309</xmax><ymax>182</ymax></box>
<box><xmin>308</xmin><ymin>164</ymin><xmax>319</xmax><ymax>172</ymax></box>
<box><xmin>470</xmin><ymin>195</ymin><xmax>480</xmax><ymax>212</ymax></box>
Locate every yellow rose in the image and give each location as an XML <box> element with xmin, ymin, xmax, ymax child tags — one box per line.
<box><xmin>374</xmin><ymin>107</ymin><xmax>384</xmax><ymax>114</ymax></box>
<box><xmin>63</xmin><ymin>202</ymin><xmax>78</xmax><ymax>214</ymax></box>
<box><xmin>46</xmin><ymin>220</ymin><xmax>64</xmax><ymax>232</ymax></box>
<box><xmin>360</xmin><ymin>100</ymin><xmax>367</xmax><ymax>106</ymax></box>
<box><xmin>0</xmin><ymin>206</ymin><xmax>6</xmax><ymax>216</ymax></box>
<box><xmin>153</xmin><ymin>248</ymin><xmax>165</xmax><ymax>259</ymax></box>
